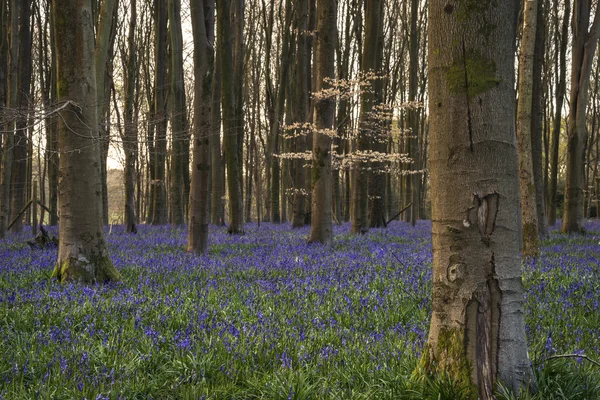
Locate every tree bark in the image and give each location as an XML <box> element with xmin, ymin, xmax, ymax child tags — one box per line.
<box><xmin>516</xmin><ymin>0</ymin><xmax>540</xmax><ymax>257</ymax></box>
<box><xmin>562</xmin><ymin>0</ymin><xmax>600</xmax><ymax>233</ymax></box>
<box><xmin>547</xmin><ymin>0</ymin><xmax>569</xmax><ymax>226</ymax></box>
<box><xmin>217</xmin><ymin>0</ymin><xmax>243</xmax><ymax>234</ymax></box>
<box><xmin>188</xmin><ymin>0</ymin><xmax>214</xmax><ymax>253</ymax></box>
<box><xmin>352</xmin><ymin>0</ymin><xmax>383</xmax><ymax>234</ymax></box>
<box><xmin>10</xmin><ymin>0</ymin><xmax>32</xmax><ymax>234</ymax></box>
<box><xmin>0</xmin><ymin>0</ymin><xmax>19</xmax><ymax>239</ymax></box>
<box><xmin>51</xmin><ymin>0</ymin><xmax>120</xmax><ymax>284</ymax></box>
<box><xmin>151</xmin><ymin>0</ymin><xmax>169</xmax><ymax>225</ymax></box>
<box><xmin>292</xmin><ymin>0</ymin><xmax>309</xmax><ymax>229</ymax></box>
<box><xmin>123</xmin><ymin>0</ymin><xmax>138</xmax><ymax>234</ymax></box>
<box><xmin>308</xmin><ymin>0</ymin><xmax>336</xmax><ymax>244</ymax></box>
<box><xmin>530</xmin><ymin>0</ymin><xmax>546</xmax><ymax>238</ymax></box>
<box><xmin>168</xmin><ymin>0</ymin><xmax>188</xmax><ymax>226</ymax></box>
<box><xmin>425</xmin><ymin>0</ymin><xmax>534</xmax><ymax>397</ymax></box>
<box><xmin>210</xmin><ymin>33</ymin><xmax>224</xmax><ymax>226</ymax></box>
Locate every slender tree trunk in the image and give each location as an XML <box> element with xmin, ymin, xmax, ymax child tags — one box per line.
<box><xmin>562</xmin><ymin>0</ymin><xmax>600</xmax><ymax>233</ymax></box>
<box><xmin>168</xmin><ymin>0</ymin><xmax>187</xmax><ymax>226</ymax></box>
<box><xmin>123</xmin><ymin>0</ymin><xmax>138</xmax><ymax>234</ymax></box>
<box><xmin>292</xmin><ymin>0</ymin><xmax>309</xmax><ymax>228</ymax></box>
<box><xmin>548</xmin><ymin>0</ymin><xmax>569</xmax><ymax>225</ymax></box>
<box><xmin>152</xmin><ymin>0</ymin><xmax>169</xmax><ymax>225</ymax></box>
<box><xmin>407</xmin><ymin>0</ymin><xmax>419</xmax><ymax>227</ymax></box>
<box><xmin>210</xmin><ymin>32</ymin><xmax>224</xmax><ymax>225</ymax></box>
<box><xmin>217</xmin><ymin>0</ymin><xmax>243</xmax><ymax>234</ymax></box>
<box><xmin>531</xmin><ymin>0</ymin><xmax>547</xmax><ymax>237</ymax></box>
<box><xmin>308</xmin><ymin>0</ymin><xmax>336</xmax><ymax>244</ymax></box>
<box><xmin>10</xmin><ymin>0</ymin><xmax>32</xmax><ymax>234</ymax></box>
<box><xmin>188</xmin><ymin>0</ymin><xmax>214</xmax><ymax>253</ymax></box>
<box><xmin>0</xmin><ymin>0</ymin><xmax>19</xmax><ymax>238</ymax></box>
<box><xmin>94</xmin><ymin>0</ymin><xmax>115</xmax><ymax>226</ymax></box>
<box><xmin>352</xmin><ymin>0</ymin><xmax>383</xmax><ymax>233</ymax></box>
<box><xmin>516</xmin><ymin>0</ymin><xmax>541</xmax><ymax>257</ymax></box>
<box><xmin>51</xmin><ymin>0</ymin><xmax>120</xmax><ymax>283</ymax></box>
<box><xmin>425</xmin><ymin>0</ymin><xmax>534</xmax><ymax>397</ymax></box>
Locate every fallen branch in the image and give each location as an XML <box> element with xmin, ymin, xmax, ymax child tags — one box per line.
<box><xmin>385</xmin><ymin>203</ymin><xmax>412</xmax><ymax>226</ymax></box>
<box><xmin>7</xmin><ymin>199</ymin><xmax>33</xmax><ymax>231</ymax></box>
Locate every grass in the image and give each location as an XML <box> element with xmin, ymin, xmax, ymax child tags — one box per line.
<box><xmin>0</xmin><ymin>220</ymin><xmax>599</xmax><ymax>399</ymax></box>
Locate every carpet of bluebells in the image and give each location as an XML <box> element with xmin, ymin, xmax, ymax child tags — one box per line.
<box><xmin>1</xmin><ymin>220</ymin><xmax>599</xmax><ymax>399</ymax></box>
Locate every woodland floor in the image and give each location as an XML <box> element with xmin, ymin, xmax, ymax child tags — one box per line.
<box><xmin>1</xmin><ymin>220</ymin><xmax>599</xmax><ymax>399</ymax></box>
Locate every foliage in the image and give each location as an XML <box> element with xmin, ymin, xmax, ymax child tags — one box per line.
<box><xmin>1</xmin><ymin>221</ymin><xmax>599</xmax><ymax>399</ymax></box>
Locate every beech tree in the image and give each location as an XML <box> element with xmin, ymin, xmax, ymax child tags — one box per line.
<box><xmin>516</xmin><ymin>0</ymin><xmax>541</xmax><ymax>257</ymax></box>
<box><xmin>51</xmin><ymin>0</ymin><xmax>120</xmax><ymax>283</ymax></box>
<box><xmin>562</xmin><ymin>0</ymin><xmax>600</xmax><ymax>233</ymax></box>
<box><xmin>425</xmin><ymin>0</ymin><xmax>533</xmax><ymax>397</ymax></box>
<box><xmin>188</xmin><ymin>0</ymin><xmax>214</xmax><ymax>253</ymax></box>
<box><xmin>308</xmin><ymin>0</ymin><xmax>336</xmax><ymax>244</ymax></box>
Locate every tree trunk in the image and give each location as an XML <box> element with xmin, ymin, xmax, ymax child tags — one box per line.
<box><xmin>516</xmin><ymin>0</ymin><xmax>540</xmax><ymax>257</ymax></box>
<box><xmin>188</xmin><ymin>0</ymin><xmax>214</xmax><ymax>253</ymax></box>
<box><xmin>292</xmin><ymin>0</ymin><xmax>309</xmax><ymax>228</ymax></box>
<box><xmin>308</xmin><ymin>0</ymin><xmax>336</xmax><ymax>244</ymax></box>
<box><xmin>151</xmin><ymin>0</ymin><xmax>169</xmax><ymax>225</ymax></box>
<box><xmin>0</xmin><ymin>0</ymin><xmax>19</xmax><ymax>239</ymax></box>
<box><xmin>210</xmin><ymin>32</ymin><xmax>224</xmax><ymax>225</ymax></box>
<box><xmin>217</xmin><ymin>0</ymin><xmax>243</xmax><ymax>234</ymax></box>
<box><xmin>94</xmin><ymin>0</ymin><xmax>115</xmax><ymax>227</ymax></box>
<box><xmin>51</xmin><ymin>0</ymin><xmax>120</xmax><ymax>284</ymax></box>
<box><xmin>352</xmin><ymin>0</ymin><xmax>383</xmax><ymax>234</ymax></box>
<box><xmin>123</xmin><ymin>0</ymin><xmax>138</xmax><ymax>234</ymax></box>
<box><xmin>168</xmin><ymin>0</ymin><xmax>187</xmax><ymax>226</ymax></box>
<box><xmin>408</xmin><ymin>0</ymin><xmax>419</xmax><ymax>227</ymax></box>
<box><xmin>562</xmin><ymin>0</ymin><xmax>600</xmax><ymax>233</ymax></box>
<box><xmin>531</xmin><ymin>0</ymin><xmax>546</xmax><ymax>238</ymax></box>
<box><xmin>547</xmin><ymin>0</ymin><xmax>569</xmax><ymax>226</ymax></box>
<box><xmin>10</xmin><ymin>0</ymin><xmax>32</xmax><ymax>234</ymax></box>
<box><xmin>425</xmin><ymin>0</ymin><xmax>534</xmax><ymax>397</ymax></box>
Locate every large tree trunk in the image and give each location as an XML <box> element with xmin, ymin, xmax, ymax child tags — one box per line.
<box><xmin>217</xmin><ymin>0</ymin><xmax>243</xmax><ymax>234</ymax></box>
<box><xmin>123</xmin><ymin>0</ymin><xmax>138</xmax><ymax>234</ymax></box>
<box><xmin>425</xmin><ymin>0</ymin><xmax>534</xmax><ymax>397</ymax></box>
<box><xmin>308</xmin><ymin>0</ymin><xmax>336</xmax><ymax>244</ymax></box>
<box><xmin>547</xmin><ymin>0</ymin><xmax>569</xmax><ymax>226</ymax></box>
<box><xmin>51</xmin><ymin>0</ymin><xmax>120</xmax><ymax>284</ymax></box>
<box><xmin>188</xmin><ymin>0</ymin><xmax>214</xmax><ymax>253</ymax></box>
<box><xmin>151</xmin><ymin>0</ymin><xmax>169</xmax><ymax>225</ymax></box>
<box><xmin>516</xmin><ymin>0</ymin><xmax>540</xmax><ymax>257</ymax></box>
<box><xmin>562</xmin><ymin>0</ymin><xmax>600</xmax><ymax>233</ymax></box>
<box><xmin>168</xmin><ymin>0</ymin><xmax>188</xmax><ymax>226</ymax></box>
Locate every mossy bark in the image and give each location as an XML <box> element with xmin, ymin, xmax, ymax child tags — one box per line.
<box><xmin>428</xmin><ymin>0</ymin><xmax>534</xmax><ymax>397</ymax></box>
<box><xmin>52</xmin><ymin>252</ymin><xmax>120</xmax><ymax>284</ymax></box>
<box><xmin>52</xmin><ymin>0</ymin><xmax>120</xmax><ymax>285</ymax></box>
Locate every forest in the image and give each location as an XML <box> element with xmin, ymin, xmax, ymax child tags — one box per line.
<box><xmin>0</xmin><ymin>0</ymin><xmax>599</xmax><ymax>399</ymax></box>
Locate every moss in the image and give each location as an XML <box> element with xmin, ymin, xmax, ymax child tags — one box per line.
<box><xmin>522</xmin><ymin>221</ymin><xmax>540</xmax><ymax>258</ymax></box>
<box><xmin>52</xmin><ymin>251</ymin><xmax>121</xmax><ymax>284</ymax></box>
<box><xmin>412</xmin><ymin>328</ymin><xmax>477</xmax><ymax>399</ymax></box>
<box><xmin>57</xmin><ymin>78</ymin><xmax>69</xmax><ymax>98</ymax></box>
<box><xmin>446</xmin><ymin>50</ymin><xmax>500</xmax><ymax>98</ymax></box>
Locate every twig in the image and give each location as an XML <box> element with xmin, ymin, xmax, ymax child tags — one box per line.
<box><xmin>385</xmin><ymin>202</ymin><xmax>412</xmax><ymax>226</ymax></box>
<box><xmin>544</xmin><ymin>354</ymin><xmax>600</xmax><ymax>368</ymax></box>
